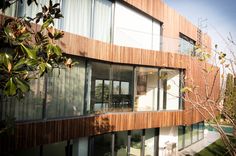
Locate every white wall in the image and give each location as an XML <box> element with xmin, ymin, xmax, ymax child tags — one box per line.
<box><xmin>159</xmin><ymin>126</ymin><xmax>178</xmax><ymax>156</ymax></box>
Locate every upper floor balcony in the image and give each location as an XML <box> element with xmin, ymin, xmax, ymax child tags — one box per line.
<box><xmin>1</xmin><ymin>0</ymin><xmax>208</xmax><ymax>56</ymax></box>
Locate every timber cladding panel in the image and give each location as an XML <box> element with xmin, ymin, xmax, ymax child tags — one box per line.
<box><xmin>0</xmin><ymin>111</ymin><xmax>183</xmax><ymax>151</ymax></box>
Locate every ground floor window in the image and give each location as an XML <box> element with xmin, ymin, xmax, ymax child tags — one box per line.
<box><xmin>92</xmin><ymin>128</ymin><xmax>158</xmax><ymax>156</ymax></box>
<box><xmin>178</xmin><ymin>121</ymin><xmax>205</xmax><ymax>150</ymax></box>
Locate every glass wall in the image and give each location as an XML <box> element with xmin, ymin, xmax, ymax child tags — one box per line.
<box><xmin>130</xmin><ymin>130</ymin><xmax>143</xmax><ymax>156</ymax></box>
<box><xmin>199</xmin><ymin>122</ymin><xmax>204</xmax><ymax>140</ymax></box>
<box><xmin>114</xmin><ymin>1</ymin><xmax>161</xmax><ymax>50</ymax></box>
<box><xmin>92</xmin><ymin>129</ymin><xmax>157</xmax><ymax>156</ymax></box>
<box><xmin>93</xmin><ymin>0</ymin><xmax>113</xmax><ymax>42</ymax></box>
<box><xmin>111</xmin><ymin>65</ymin><xmax>134</xmax><ymax>112</ymax></box>
<box><xmin>89</xmin><ymin>62</ymin><xmax>111</xmax><ymax>112</ymax></box>
<box><xmin>184</xmin><ymin>126</ymin><xmax>192</xmax><ymax>147</ymax></box>
<box><xmin>134</xmin><ymin>67</ymin><xmax>158</xmax><ymax>111</ymax></box>
<box><xmin>178</xmin><ymin>121</ymin><xmax>205</xmax><ymax>150</ymax></box>
<box><xmin>88</xmin><ymin>62</ymin><xmax>134</xmax><ymax>113</ymax></box>
<box><xmin>178</xmin><ymin>126</ymin><xmax>184</xmax><ymax>150</ymax></box>
<box><xmin>192</xmin><ymin>123</ymin><xmax>199</xmax><ymax>143</ymax></box>
<box><xmin>159</xmin><ymin>69</ymin><xmax>180</xmax><ymax>110</ymax></box>
<box><xmin>94</xmin><ymin>133</ymin><xmax>112</xmax><ymax>156</ymax></box>
<box><xmin>0</xmin><ymin>77</ymin><xmax>45</xmax><ymax>121</ymax></box>
<box><xmin>145</xmin><ymin>129</ymin><xmax>155</xmax><ymax>156</ymax></box>
<box><xmin>61</xmin><ymin>0</ymin><xmax>92</xmax><ymax>37</ymax></box>
<box><xmin>46</xmin><ymin>62</ymin><xmax>85</xmax><ymax>118</ymax></box>
<box><xmin>115</xmin><ymin>131</ymin><xmax>128</xmax><ymax>156</ymax></box>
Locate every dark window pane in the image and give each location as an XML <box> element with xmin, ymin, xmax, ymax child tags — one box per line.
<box><xmin>178</xmin><ymin>126</ymin><xmax>184</xmax><ymax>150</ymax></box>
<box><xmin>130</xmin><ymin>130</ymin><xmax>142</xmax><ymax>156</ymax></box>
<box><xmin>94</xmin><ymin>133</ymin><xmax>112</xmax><ymax>156</ymax></box>
<box><xmin>115</xmin><ymin>131</ymin><xmax>128</xmax><ymax>156</ymax></box>
<box><xmin>145</xmin><ymin>129</ymin><xmax>155</xmax><ymax>156</ymax></box>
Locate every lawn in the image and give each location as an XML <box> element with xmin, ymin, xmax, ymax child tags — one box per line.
<box><xmin>196</xmin><ymin>136</ymin><xmax>236</xmax><ymax>156</ymax></box>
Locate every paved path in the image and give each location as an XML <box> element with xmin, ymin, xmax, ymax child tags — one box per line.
<box><xmin>178</xmin><ymin>131</ymin><xmax>220</xmax><ymax>156</ymax></box>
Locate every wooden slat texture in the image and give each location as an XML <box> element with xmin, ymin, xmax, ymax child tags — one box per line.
<box><xmin>0</xmin><ymin>111</ymin><xmax>183</xmax><ymax>151</ymax></box>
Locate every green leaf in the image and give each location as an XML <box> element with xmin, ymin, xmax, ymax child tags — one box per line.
<box><xmin>0</xmin><ymin>53</ymin><xmax>12</xmax><ymax>70</ymax></box>
<box><xmin>4</xmin><ymin>77</ymin><xmax>17</xmax><ymax>96</ymax></box>
<box><xmin>47</xmin><ymin>44</ymin><xmax>62</xmax><ymax>56</ymax></box>
<box><xmin>39</xmin><ymin>63</ymin><xmax>46</xmax><ymax>75</ymax></box>
<box><xmin>20</xmin><ymin>44</ymin><xmax>36</xmax><ymax>59</ymax></box>
<box><xmin>41</xmin><ymin>18</ymin><xmax>54</xmax><ymax>30</ymax></box>
<box><xmin>15</xmin><ymin>77</ymin><xmax>30</xmax><ymax>93</ymax></box>
<box><xmin>13</xmin><ymin>58</ymin><xmax>26</xmax><ymax>70</ymax></box>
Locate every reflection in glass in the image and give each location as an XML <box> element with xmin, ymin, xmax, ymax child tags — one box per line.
<box><xmin>159</xmin><ymin>69</ymin><xmax>180</xmax><ymax>110</ymax></box>
<box><xmin>145</xmin><ymin>129</ymin><xmax>155</xmax><ymax>156</ymax></box>
<box><xmin>178</xmin><ymin>126</ymin><xmax>184</xmax><ymax>150</ymax></box>
<box><xmin>192</xmin><ymin>124</ymin><xmax>198</xmax><ymax>143</ymax></box>
<box><xmin>130</xmin><ymin>130</ymin><xmax>142</xmax><ymax>156</ymax></box>
<box><xmin>46</xmin><ymin>62</ymin><xmax>85</xmax><ymax>118</ymax></box>
<box><xmin>115</xmin><ymin>131</ymin><xmax>128</xmax><ymax>156</ymax></box>
<box><xmin>95</xmin><ymin>80</ymin><xmax>103</xmax><ymax>102</ymax></box>
<box><xmin>135</xmin><ymin>67</ymin><xmax>158</xmax><ymax>111</ymax></box>
<box><xmin>113</xmin><ymin>81</ymin><xmax>120</xmax><ymax>95</ymax></box>
<box><xmin>121</xmin><ymin>82</ymin><xmax>129</xmax><ymax>95</ymax></box>
<box><xmin>184</xmin><ymin>126</ymin><xmax>192</xmax><ymax>147</ymax></box>
<box><xmin>199</xmin><ymin>122</ymin><xmax>204</xmax><ymax>140</ymax></box>
<box><xmin>94</xmin><ymin>133</ymin><xmax>112</xmax><ymax>156</ymax></box>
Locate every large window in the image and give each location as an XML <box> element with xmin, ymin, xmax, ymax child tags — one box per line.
<box><xmin>178</xmin><ymin>121</ymin><xmax>205</xmax><ymax>150</ymax></box>
<box><xmin>135</xmin><ymin>67</ymin><xmax>158</xmax><ymax>111</ymax></box>
<box><xmin>192</xmin><ymin>123</ymin><xmax>199</xmax><ymax>143</ymax></box>
<box><xmin>61</xmin><ymin>0</ymin><xmax>92</xmax><ymax>37</ymax></box>
<box><xmin>91</xmin><ymin>129</ymin><xmax>157</xmax><ymax>156</ymax></box>
<box><xmin>130</xmin><ymin>130</ymin><xmax>143</xmax><ymax>156</ymax></box>
<box><xmin>93</xmin><ymin>0</ymin><xmax>113</xmax><ymax>42</ymax></box>
<box><xmin>114</xmin><ymin>1</ymin><xmax>161</xmax><ymax>50</ymax></box>
<box><xmin>115</xmin><ymin>131</ymin><xmax>128</xmax><ymax>156</ymax></box>
<box><xmin>145</xmin><ymin>129</ymin><xmax>156</xmax><ymax>156</ymax></box>
<box><xmin>178</xmin><ymin>126</ymin><xmax>184</xmax><ymax>150</ymax></box>
<box><xmin>88</xmin><ymin>62</ymin><xmax>134</xmax><ymax>113</ymax></box>
<box><xmin>46</xmin><ymin>61</ymin><xmax>85</xmax><ymax>118</ymax></box>
<box><xmin>159</xmin><ymin>69</ymin><xmax>180</xmax><ymax>110</ymax></box>
<box><xmin>94</xmin><ymin>133</ymin><xmax>113</xmax><ymax>156</ymax></box>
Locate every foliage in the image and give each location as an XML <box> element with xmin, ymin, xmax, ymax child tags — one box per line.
<box><xmin>224</xmin><ymin>73</ymin><xmax>236</xmax><ymax>121</ymax></box>
<box><xmin>0</xmin><ymin>0</ymin><xmax>72</xmax><ymax>98</ymax></box>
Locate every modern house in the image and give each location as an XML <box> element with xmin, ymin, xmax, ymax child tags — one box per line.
<box><xmin>0</xmin><ymin>0</ymin><xmax>220</xmax><ymax>156</ymax></box>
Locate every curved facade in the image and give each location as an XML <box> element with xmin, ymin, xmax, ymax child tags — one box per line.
<box><xmin>0</xmin><ymin>0</ymin><xmax>220</xmax><ymax>155</ymax></box>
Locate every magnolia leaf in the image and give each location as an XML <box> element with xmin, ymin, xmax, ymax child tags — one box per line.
<box><xmin>20</xmin><ymin>44</ymin><xmax>36</xmax><ymax>59</ymax></box>
<box><xmin>15</xmin><ymin>77</ymin><xmax>30</xmax><ymax>93</ymax></box>
<box><xmin>4</xmin><ymin>77</ymin><xmax>17</xmax><ymax>96</ymax></box>
<box><xmin>39</xmin><ymin>63</ymin><xmax>46</xmax><ymax>75</ymax></box>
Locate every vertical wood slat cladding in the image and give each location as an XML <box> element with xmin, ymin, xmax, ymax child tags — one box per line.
<box><xmin>0</xmin><ymin>111</ymin><xmax>183</xmax><ymax>151</ymax></box>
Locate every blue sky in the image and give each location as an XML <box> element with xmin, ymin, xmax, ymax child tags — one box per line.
<box><xmin>164</xmin><ymin>0</ymin><xmax>236</xmax><ymax>53</ymax></box>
